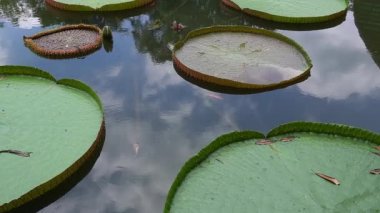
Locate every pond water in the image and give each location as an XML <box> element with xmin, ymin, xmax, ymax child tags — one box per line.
<box><xmin>1</xmin><ymin>0</ymin><xmax>380</xmax><ymax>212</ymax></box>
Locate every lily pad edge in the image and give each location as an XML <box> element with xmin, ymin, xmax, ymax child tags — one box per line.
<box><xmin>45</xmin><ymin>0</ymin><xmax>155</xmax><ymax>11</ymax></box>
<box><xmin>222</xmin><ymin>0</ymin><xmax>350</xmax><ymax>23</ymax></box>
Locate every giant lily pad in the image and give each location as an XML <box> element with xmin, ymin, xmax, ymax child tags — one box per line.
<box><xmin>354</xmin><ymin>0</ymin><xmax>380</xmax><ymax>69</ymax></box>
<box><xmin>173</xmin><ymin>26</ymin><xmax>312</xmax><ymax>93</ymax></box>
<box><xmin>0</xmin><ymin>66</ymin><xmax>105</xmax><ymax>212</ymax></box>
<box><xmin>45</xmin><ymin>0</ymin><xmax>155</xmax><ymax>11</ymax></box>
<box><xmin>23</xmin><ymin>24</ymin><xmax>103</xmax><ymax>59</ymax></box>
<box><xmin>165</xmin><ymin>122</ymin><xmax>380</xmax><ymax>212</ymax></box>
<box><xmin>222</xmin><ymin>0</ymin><xmax>349</xmax><ymax>23</ymax></box>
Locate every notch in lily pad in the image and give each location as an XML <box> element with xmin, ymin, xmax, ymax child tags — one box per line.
<box><xmin>165</xmin><ymin>122</ymin><xmax>380</xmax><ymax>212</ymax></box>
<box><xmin>172</xmin><ymin>26</ymin><xmax>312</xmax><ymax>94</ymax></box>
<box><xmin>0</xmin><ymin>65</ymin><xmax>105</xmax><ymax>213</ymax></box>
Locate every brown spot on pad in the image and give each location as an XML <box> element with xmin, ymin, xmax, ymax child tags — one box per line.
<box><xmin>23</xmin><ymin>24</ymin><xmax>102</xmax><ymax>59</ymax></box>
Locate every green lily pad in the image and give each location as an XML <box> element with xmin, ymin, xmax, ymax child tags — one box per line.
<box><xmin>0</xmin><ymin>66</ymin><xmax>105</xmax><ymax>212</ymax></box>
<box><xmin>354</xmin><ymin>0</ymin><xmax>380</xmax><ymax>69</ymax></box>
<box><xmin>222</xmin><ymin>0</ymin><xmax>349</xmax><ymax>23</ymax></box>
<box><xmin>165</xmin><ymin>122</ymin><xmax>380</xmax><ymax>212</ymax></box>
<box><xmin>45</xmin><ymin>0</ymin><xmax>155</xmax><ymax>11</ymax></box>
<box><xmin>173</xmin><ymin>26</ymin><xmax>312</xmax><ymax>93</ymax></box>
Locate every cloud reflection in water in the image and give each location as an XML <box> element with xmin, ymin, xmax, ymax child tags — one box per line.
<box><xmin>284</xmin><ymin>14</ymin><xmax>380</xmax><ymax>100</ymax></box>
<box><xmin>0</xmin><ymin>2</ymin><xmax>379</xmax><ymax>212</ymax></box>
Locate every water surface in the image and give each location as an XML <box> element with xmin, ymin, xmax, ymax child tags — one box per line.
<box><xmin>1</xmin><ymin>0</ymin><xmax>380</xmax><ymax>212</ymax></box>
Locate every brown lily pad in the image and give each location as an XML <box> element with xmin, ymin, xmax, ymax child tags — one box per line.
<box><xmin>23</xmin><ymin>24</ymin><xmax>102</xmax><ymax>59</ymax></box>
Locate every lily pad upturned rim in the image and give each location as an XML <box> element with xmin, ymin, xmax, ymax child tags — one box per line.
<box><xmin>222</xmin><ymin>0</ymin><xmax>349</xmax><ymax>23</ymax></box>
<box><xmin>353</xmin><ymin>0</ymin><xmax>380</xmax><ymax>69</ymax></box>
<box><xmin>45</xmin><ymin>0</ymin><xmax>155</xmax><ymax>11</ymax></box>
<box><xmin>23</xmin><ymin>24</ymin><xmax>102</xmax><ymax>59</ymax></box>
<box><xmin>0</xmin><ymin>65</ymin><xmax>105</xmax><ymax>213</ymax></box>
<box><xmin>173</xmin><ymin>25</ymin><xmax>313</xmax><ymax>93</ymax></box>
<box><xmin>164</xmin><ymin>121</ymin><xmax>380</xmax><ymax>212</ymax></box>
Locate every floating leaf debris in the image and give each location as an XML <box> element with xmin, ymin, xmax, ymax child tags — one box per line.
<box><xmin>280</xmin><ymin>135</ymin><xmax>297</xmax><ymax>142</ymax></box>
<box><xmin>315</xmin><ymin>172</ymin><xmax>340</xmax><ymax>185</ymax></box>
<box><xmin>0</xmin><ymin>149</ymin><xmax>32</xmax><ymax>157</ymax></box>
<box><xmin>369</xmin><ymin>169</ymin><xmax>380</xmax><ymax>175</ymax></box>
<box><xmin>255</xmin><ymin>139</ymin><xmax>273</xmax><ymax>145</ymax></box>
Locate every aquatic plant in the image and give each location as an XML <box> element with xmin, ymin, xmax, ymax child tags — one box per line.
<box><xmin>222</xmin><ymin>0</ymin><xmax>349</xmax><ymax>23</ymax></box>
<box><xmin>165</xmin><ymin>122</ymin><xmax>380</xmax><ymax>212</ymax></box>
<box><xmin>173</xmin><ymin>26</ymin><xmax>312</xmax><ymax>94</ymax></box>
<box><xmin>45</xmin><ymin>0</ymin><xmax>155</xmax><ymax>11</ymax></box>
<box><xmin>0</xmin><ymin>66</ymin><xmax>105</xmax><ymax>213</ymax></box>
<box><xmin>23</xmin><ymin>24</ymin><xmax>103</xmax><ymax>59</ymax></box>
<box><xmin>354</xmin><ymin>0</ymin><xmax>380</xmax><ymax>69</ymax></box>
<box><xmin>102</xmin><ymin>26</ymin><xmax>113</xmax><ymax>41</ymax></box>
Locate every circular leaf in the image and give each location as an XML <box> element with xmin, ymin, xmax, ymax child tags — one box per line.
<box><xmin>23</xmin><ymin>24</ymin><xmax>103</xmax><ymax>59</ymax></box>
<box><xmin>165</xmin><ymin>122</ymin><xmax>380</xmax><ymax>212</ymax></box>
<box><xmin>0</xmin><ymin>66</ymin><xmax>105</xmax><ymax>212</ymax></box>
<box><xmin>173</xmin><ymin>26</ymin><xmax>312</xmax><ymax>94</ymax></box>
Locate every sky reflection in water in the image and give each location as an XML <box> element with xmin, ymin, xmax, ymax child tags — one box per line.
<box><xmin>0</xmin><ymin>0</ymin><xmax>380</xmax><ymax>212</ymax></box>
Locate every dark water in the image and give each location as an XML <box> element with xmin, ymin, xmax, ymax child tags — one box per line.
<box><xmin>1</xmin><ymin>0</ymin><xmax>379</xmax><ymax>212</ymax></box>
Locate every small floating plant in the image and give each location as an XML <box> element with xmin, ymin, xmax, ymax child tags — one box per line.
<box><xmin>222</xmin><ymin>0</ymin><xmax>349</xmax><ymax>23</ymax></box>
<box><xmin>23</xmin><ymin>24</ymin><xmax>103</xmax><ymax>59</ymax></box>
<box><xmin>165</xmin><ymin>122</ymin><xmax>380</xmax><ymax>212</ymax></box>
<box><xmin>0</xmin><ymin>66</ymin><xmax>105</xmax><ymax>212</ymax></box>
<box><xmin>172</xmin><ymin>26</ymin><xmax>312</xmax><ymax>94</ymax></box>
<box><xmin>45</xmin><ymin>0</ymin><xmax>155</xmax><ymax>11</ymax></box>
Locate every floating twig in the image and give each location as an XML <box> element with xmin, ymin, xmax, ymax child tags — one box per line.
<box><xmin>215</xmin><ymin>158</ymin><xmax>224</xmax><ymax>164</ymax></box>
<box><xmin>0</xmin><ymin>150</ymin><xmax>32</xmax><ymax>157</ymax></box>
<box><xmin>315</xmin><ymin>172</ymin><xmax>340</xmax><ymax>185</ymax></box>
<box><xmin>371</xmin><ymin>151</ymin><xmax>380</xmax><ymax>157</ymax></box>
<box><xmin>369</xmin><ymin>169</ymin><xmax>380</xmax><ymax>175</ymax></box>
